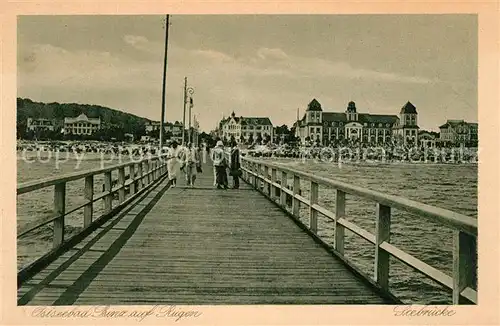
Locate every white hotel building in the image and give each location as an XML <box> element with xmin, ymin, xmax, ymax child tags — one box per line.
<box><xmin>63</xmin><ymin>113</ymin><xmax>101</xmax><ymax>135</ymax></box>
<box><xmin>219</xmin><ymin>111</ymin><xmax>274</xmax><ymax>143</ymax></box>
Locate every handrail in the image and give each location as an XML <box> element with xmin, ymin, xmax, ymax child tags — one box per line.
<box><xmin>17</xmin><ymin>154</ymin><xmax>170</xmax><ymax>195</ymax></box>
<box><xmin>243</xmin><ymin>157</ymin><xmax>476</xmax><ymax>236</ymax></box>
<box><xmin>17</xmin><ymin>153</ymin><xmax>171</xmax><ymax>278</ymax></box>
<box><xmin>240</xmin><ymin>156</ymin><xmax>477</xmax><ymax>305</ymax></box>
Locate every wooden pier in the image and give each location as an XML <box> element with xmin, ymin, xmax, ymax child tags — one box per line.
<box><xmin>16</xmin><ymin>154</ymin><xmax>477</xmax><ymax>305</ymax></box>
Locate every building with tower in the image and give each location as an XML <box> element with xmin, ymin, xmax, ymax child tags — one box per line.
<box><xmin>294</xmin><ymin>99</ymin><xmax>411</xmax><ymax>146</ymax></box>
<box><xmin>218</xmin><ymin>111</ymin><xmax>274</xmax><ymax>144</ymax></box>
<box><xmin>392</xmin><ymin>101</ymin><xmax>420</xmax><ymax>146</ymax></box>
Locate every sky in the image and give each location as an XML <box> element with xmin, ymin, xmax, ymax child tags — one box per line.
<box><xmin>17</xmin><ymin>15</ymin><xmax>477</xmax><ymax>132</ymax></box>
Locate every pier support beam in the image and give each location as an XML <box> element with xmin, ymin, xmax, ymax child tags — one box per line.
<box><xmin>53</xmin><ymin>182</ymin><xmax>66</xmax><ymax>248</ymax></box>
<box><xmin>118</xmin><ymin>167</ymin><xmax>126</xmax><ymax>203</ymax></box>
<box><xmin>129</xmin><ymin>165</ymin><xmax>136</xmax><ymax>195</ymax></box>
<box><xmin>292</xmin><ymin>175</ymin><xmax>300</xmax><ymax>217</ymax></box>
<box><xmin>280</xmin><ymin>171</ymin><xmax>287</xmax><ymax>207</ymax></box>
<box><xmin>84</xmin><ymin>175</ymin><xmax>93</xmax><ymax>227</ymax></box>
<box><xmin>309</xmin><ymin>181</ymin><xmax>318</xmax><ymax>233</ymax></box>
<box><xmin>375</xmin><ymin>203</ymin><xmax>391</xmax><ymax>291</ymax></box>
<box><xmin>104</xmin><ymin>171</ymin><xmax>112</xmax><ymax>213</ymax></box>
<box><xmin>453</xmin><ymin>231</ymin><xmax>477</xmax><ymax>304</ymax></box>
<box><xmin>335</xmin><ymin>189</ymin><xmax>345</xmax><ymax>255</ymax></box>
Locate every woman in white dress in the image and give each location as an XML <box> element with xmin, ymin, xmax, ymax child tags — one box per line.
<box><xmin>166</xmin><ymin>141</ymin><xmax>180</xmax><ymax>187</ymax></box>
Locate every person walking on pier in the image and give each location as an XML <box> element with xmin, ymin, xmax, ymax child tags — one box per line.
<box><xmin>180</xmin><ymin>142</ymin><xmax>200</xmax><ymax>187</ymax></box>
<box><xmin>166</xmin><ymin>140</ymin><xmax>180</xmax><ymax>188</ymax></box>
<box><xmin>229</xmin><ymin>140</ymin><xmax>241</xmax><ymax>189</ymax></box>
<box><xmin>211</xmin><ymin>140</ymin><xmax>228</xmax><ymax>189</ymax></box>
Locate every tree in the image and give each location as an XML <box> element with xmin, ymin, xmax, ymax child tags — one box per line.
<box><xmin>239</xmin><ymin>134</ymin><xmax>245</xmax><ymax>144</ymax></box>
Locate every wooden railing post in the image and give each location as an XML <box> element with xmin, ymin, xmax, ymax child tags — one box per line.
<box><xmin>152</xmin><ymin>160</ymin><xmax>155</xmax><ymax>181</ymax></box>
<box><xmin>292</xmin><ymin>175</ymin><xmax>300</xmax><ymax>217</ymax></box>
<box><xmin>129</xmin><ymin>164</ymin><xmax>136</xmax><ymax>195</ymax></box>
<box><xmin>264</xmin><ymin>166</ymin><xmax>269</xmax><ymax>196</ymax></box>
<box><xmin>335</xmin><ymin>189</ymin><xmax>345</xmax><ymax>255</ymax></box>
<box><xmin>118</xmin><ymin>167</ymin><xmax>126</xmax><ymax>203</ymax></box>
<box><xmin>253</xmin><ymin>163</ymin><xmax>258</xmax><ymax>189</ymax></box>
<box><xmin>138</xmin><ymin>162</ymin><xmax>144</xmax><ymax>189</ymax></box>
<box><xmin>144</xmin><ymin>160</ymin><xmax>150</xmax><ymax>185</ymax></box>
<box><xmin>271</xmin><ymin>168</ymin><xmax>277</xmax><ymax>201</ymax></box>
<box><xmin>83</xmin><ymin>175</ymin><xmax>93</xmax><ymax>228</ymax></box>
<box><xmin>257</xmin><ymin>164</ymin><xmax>262</xmax><ymax>190</ymax></box>
<box><xmin>104</xmin><ymin>171</ymin><xmax>112</xmax><ymax>213</ymax></box>
<box><xmin>309</xmin><ymin>181</ymin><xmax>318</xmax><ymax>233</ymax></box>
<box><xmin>453</xmin><ymin>231</ymin><xmax>477</xmax><ymax>304</ymax></box>
<box><xmin>53</xmin><ymin>182</ymin><xmax>66</xmax><ymax>248</ymax></box>
<box><xmin>280</xmin><ymin>171</ymin><xmax>287</xmax><ymax>207</ymax></box>
<box><xmin>375</xmin><ymin>203</ymin><xmax>391</xmax><ymax>291</ymax></box>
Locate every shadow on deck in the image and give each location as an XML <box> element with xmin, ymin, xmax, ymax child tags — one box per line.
<box><xmin>18</xmin><ymin>163</ymin><xmax>392</xmax><ymax>305</ymax></box>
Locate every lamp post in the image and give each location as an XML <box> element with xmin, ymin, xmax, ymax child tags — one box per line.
<box><xmin>159</xmin><ymin>14</ymin><xmax>170</xmax><ymax>153</ymax></box>
<box><xmin>182</xmin><ymin>77</ymin><xmax>194</xmax><ymax>146</ymax></box>
<box><xmin>188</xmin><ymin>93</ymin><xmax>194</xmax><ymax>144</ymax></box>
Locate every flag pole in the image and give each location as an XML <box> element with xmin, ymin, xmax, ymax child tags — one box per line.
<box><xmin>159</xmin><ymin>14</ymin><xmax>170</xmax><ymax>152</ymax></box>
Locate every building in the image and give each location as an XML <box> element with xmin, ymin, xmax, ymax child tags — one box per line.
<box><xmin>439</xmin><ymin>120</ymin><xmax>478</xmax><ymax>145</ymax></box>
<box><xmin>145</xmin><ymin>121</ymin><xmax>182</xmax><ymax>133</ymax></box>
<box><xmin>392</xmin><ymin>101</ymin><xmax>420</xmax><ymax>146</ymax></box>
<box><xmin>145</xmin><ymin>121</ymin><xmax>184</xmax><ymax>143</ymax></box>
<box><xmin>418</xmin><ymin>131</ymin><xmax>439</xmax><ymax>148</ymax></box>
<box><xmin>219</xmin><ymin>111</ymin><xmax>274</xmax><ymax>144</ymax></box>
<box><xmin>63</xmin><ymin>113</ymin><xmax>101</xmax><ymax>135</ymax></box>
<box><xmin>26</xmin><ymin>118</ymin><xmax>55</xmax><ymax>132</ymax></box>
<box><xmin>294</xmin><ymin>99</ymin><xmax>405</xmax><ymax>145</ymax></box>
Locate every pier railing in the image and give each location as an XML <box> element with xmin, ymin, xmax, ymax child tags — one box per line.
<box><xmin>241</xmin><ymin>157</ymin><xmax>477</xmax><ymax>305</ymax></box>
<box><xmin>17</xmin><ymin>154</ymin><xmax>170</xmax><ymax>284</ymax></box>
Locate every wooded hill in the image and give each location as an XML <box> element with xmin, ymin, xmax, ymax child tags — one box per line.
<box><xmin>17</xmin><ymin>98</ymin><xmax>150</xmax><ymax>140</ymax></box>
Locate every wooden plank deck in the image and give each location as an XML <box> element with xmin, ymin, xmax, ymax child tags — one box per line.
<box><xmin>18</xmin><ymin>163</ymin><xmax>391</xmax><ymax>305</ymax></box>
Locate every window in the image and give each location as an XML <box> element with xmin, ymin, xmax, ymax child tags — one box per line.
<box><xmin>317</xmin><ymin>127</ymin><xmax>321</xmax><ymax>133</ymax></box>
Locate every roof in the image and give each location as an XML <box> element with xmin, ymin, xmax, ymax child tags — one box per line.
<box><xmin>240</xmin><ymin>117</ymin><xmax>273</xmax><ymax>126</ymax></box>
<box><xmin>358</xmin><ymin>114</ymin><xmax>398</xmax><ymax>124</ymax></box>
<box><xmin>322</xmin><ymin>112</ymin><xmax>347</xmax><ymax>122</ymax></box>
<box><xmin>64</xmin><ymin>113</ymin><xmax>100</xmax><ymax>124</ymax></box>
<box><xmin>322</xmin><ymin>112</ymin><xmax>398</xmax><ymax>125</ymax></box>
<box><xmin>306</xmin><ymin>99</ymin><xmax>322</xmax><ymax>112</ymax></box>
<box><xmin>439</xmin><ymin>119</ymin><xmax>473</xmax><ymax>129</ymax></box>
<box><xmin>400</xmin><ymin>101</ymin><xmax>417</xmax><ymax>114</ymax></box>
<box><xmin>220</xmin><ymin>116</ymin><xmax>273</xmax><ymax>127</ymax></box>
